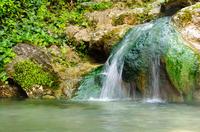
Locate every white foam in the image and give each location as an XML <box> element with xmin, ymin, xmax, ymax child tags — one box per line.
<box><xmin>88</xmin><ymin>97</ymin><xmax>132</xmax><ymax>102</ymax></box>
<box><xmin>144</xmin><ymin>98</ymin><xmax>165</xmax><ymax>103</ymax></box>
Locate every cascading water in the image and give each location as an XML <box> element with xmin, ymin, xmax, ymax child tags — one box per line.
<box><xmin>151</xmin><ymin>56</ymin><xmax>160</xmax><ymax>99</ymax></box>
<box><xmin>146</xmin><ymin>55</ymin><xmax>162</xmax><ymax>103</ymax></box>
<box><xmin>146</xmin><ymin>36</ymin><xmax>162</xmax><ymax>102</ymax></box>
<box><xmin>99</xmin><ymin>35</ymin><xmax>134</xmax><ymax>100</ymax></box>
<box><xmin>100</xmin><ymin>17</ymin><xmax>171</xmax><ymax>101</ymax></box>
<box><xmin>75</xmin><ymin>17</ymin><xmax>199</xmax><ymax>102</ymax></box>
<box><xmin>100</xmin><ymin>22</ymin><xmax>155</xmax><ymax>100</ymax></box>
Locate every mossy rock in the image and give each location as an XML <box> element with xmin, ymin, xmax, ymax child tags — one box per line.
<box><xmin>13</xmin><ymin>60</ymin><xmax>59</xmax><ymax>90</ymax></box>
<box><xmin>164</xmin><ymin>39</ymin><xmax>200</xmax><ymax>101</ymax></box>
<box><xmin>73</xmin><ymin>66</ymin><xmax>103</xmax><ymax>100</ymax></box>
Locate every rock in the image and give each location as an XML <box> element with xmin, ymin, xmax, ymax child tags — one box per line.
<box><xmin>6</xmin><ymin>44</ymin><xmax>59</xmax><ymax>99</ymax></box>
<box><xmin>0</xmin><ymin>83</ymin><xmax>18</xmax><ymax>98</ymax></box>
<box><xmin>0</xmin><ymin>79</ymin><xmax>28</xmax><ymax>98</ymax></box>
<box><xmin>106</xmin><ymin>17</ymin><xmax>196</xmax><ymax>102</ymax></box>
<box><xmin>172</xmin><ymin>3</ymin><xmax>200</xmax><ymax>50</ymax></box>
<box><xmin>66</xmin><ymin>1</ymin><xmax>162</xmax><ymax>61</ymax></box>
<box><xmin>5</xmin><ymin>43</ymin><xmax>98</xmax><ymax>99</ymax></box>
<box><xmin>12</xmin><ymin>43</ymin><xmax>53</xmax><ymax>72</ymax></box>
<box><xmin>47</xmin><ymin>45</ymin><xmax>100</xmax><ymax>99</ymax></box>
<box><xmin>171</xmin><ymin>3</ymin><xmax>200</xmax><ymax>101</ymax></box>
<box><xmin>120</xmin><ymin>3</ymin><xmax>200</xmax><ymax>102</ymax></box>
<box><xmin>73</xmin><ymin>66</ymin><xmax>103</xmax><ymax>100</ymax></box>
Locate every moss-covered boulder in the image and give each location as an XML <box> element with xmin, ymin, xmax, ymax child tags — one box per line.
<box><xmin>13</xmin><ymin>60</ymin><xmax>59</xmax><ymax>98</ymax></box>
<box><xmin>5</xmin><ymin>43</ymin><xmax>99</xmax><ymax>99</ymax></box>
<box><xmin>5</xmin><ymin>44</ymin><xmax>61</xmax><ymax>99</ymax></box>
<box><xmin>168</xmin><ymin>2</ymin><xmax>200</xmax><ymax>101</ymax></box>
<box><xmin>117</xmin><ymin>3</ymin><xmax>200</xmax><ymax>102</ymax></box>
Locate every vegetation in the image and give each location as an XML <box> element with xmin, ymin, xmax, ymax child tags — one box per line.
<box><xmin>0</xmin><ymin>0</ymin><xmax>113</xmax><ymax>82</ymax></box>
<box><xmin>165</xmin><ymin>35</ymin><xmax>200</xmax><ymax>101</ymax></box>
<box><xmin>13</xmin><ymin>60</ymin><xmax>58</xmax><ymax>89</ymax></box>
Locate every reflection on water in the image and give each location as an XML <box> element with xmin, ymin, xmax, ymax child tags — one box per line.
<box><xmin>0</xmin><ymin>99</ymin><xmax>200</xmax><ymax>132</ymax></box>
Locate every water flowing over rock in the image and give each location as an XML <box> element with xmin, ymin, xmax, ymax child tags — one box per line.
<box><xmin>101</xmin><ymin>17</ymin><xmax>179</xmax><ymax>101</ymax></box>
<box><xmin>75</xmin><ymin>15</ymin><xmax>200</xmax><ymax>102</ymax></box>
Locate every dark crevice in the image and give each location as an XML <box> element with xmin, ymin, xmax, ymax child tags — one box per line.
<box><xmin>161</xmin><ymin>1</ymin><xmax>193</xmax><ymax>16</ymax></box>
<box><xmin>7</xmin><ymin>78</ymin><xmax>28</xmax><ymax>99</ymax></box>
<box><xmin>88</xmin><ymin>44</ymin><xmax>109</xmax><ymax>63</ymax></box>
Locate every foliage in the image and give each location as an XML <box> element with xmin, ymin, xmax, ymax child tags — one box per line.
<box><xmin>89</xmin><ymin>2</ymin><xmax>112</xmax><ymax>11</ymax></box>
<box><xmin>0</xmin><ymin>0</ymin><xmax>90</xmax><ymax>82</ymax></box>
<box><xmin>13</xmin><ymin>60</ymin><xmax>58</xmax><ymax>89</ymax></box>
<box><xmin>0</xmin><ymin>0</ymin><xmax>114</xmax><ymax>83</ymax></box>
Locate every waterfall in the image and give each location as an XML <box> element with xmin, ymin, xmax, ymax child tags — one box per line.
<box><xmin>151</xmin><ymin>56</ymin><xmax>160</xmax><ymax>99</ymax></box>
<box><xmin>99</xmin><ymin>17</ymin><xmax>172</xmax><ymax>101</ymax></box>
<box><xmin>100</xmin><ymin>22</ymin><xmax>155</xmax><ymax>100</ymax></box>
<box><xmin>100</xmin><ymin>38</ymin><xmax>130</xmax><ymax>100</ymax></box>
<box><xmin>75</xmin><ymin>17</ymin><xmax>199</xmax><ymax>102</ymax></box>
<box><xmin>146</xmin><ymin>56</ymin><xmax>162</xmax><ymax>103</ymax></box>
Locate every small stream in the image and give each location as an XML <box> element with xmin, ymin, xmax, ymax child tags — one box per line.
<box><xmin>0</xmin><ymin>99</ymin><xmax>200</xmax><ymax>132</ymax></box>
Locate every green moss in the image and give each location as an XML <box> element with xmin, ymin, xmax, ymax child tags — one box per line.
<box><xmin>165</xmin><ymin>37</ymin><xmax>200</xmax><ymax>100</ymax></box>
<box><xmin>73</xmin><ymin>66</ymin><xmax>103</xmax><ymax>100</ymax></box>
<box><xmin>13</xmin><ymin>60</ymin><xmax>59</xmax><ymax>89</ymax></box>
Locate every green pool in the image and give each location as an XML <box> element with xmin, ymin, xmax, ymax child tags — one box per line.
<box><xmin>0</xmin><ymin>99</ymin><xmax>200</xmax><ymax>132</ymax></box>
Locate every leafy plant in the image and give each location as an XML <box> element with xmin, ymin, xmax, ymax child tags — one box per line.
<box><xmin>0</xmin><ymin>0</ymin><xmax>90</xmax><ymax>82</ymax></box>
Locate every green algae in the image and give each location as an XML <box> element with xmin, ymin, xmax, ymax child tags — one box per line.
<box><xmin>73</xmin><ymin>66</ymin><xmax>103</xmax><ymax>100</ymax></box>
<box><xmin>165</xmin><ymin>36</ymin><xmax>200</xmax><ymax>101</ymax></box>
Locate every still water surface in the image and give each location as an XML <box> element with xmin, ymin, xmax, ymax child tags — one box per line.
<box><xmin>0</xmin><ymin>99</ymin><xmax>200</xmax><ymax>132</ymax></box>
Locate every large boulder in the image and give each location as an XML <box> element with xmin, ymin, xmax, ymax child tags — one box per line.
<box><xmin>6</xmin><ymin>43</ymin><xmax>60</xmax><ymax>99</ymax></box>
<box><xmin>169</xmin><ymin>2</ymin><xmax>200</xmax><ymax>101</ymax></box>
<box><xmin>6</xmin><ymin>43</ymin><xmax>98</xmax><ymax>99</ymax></box>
